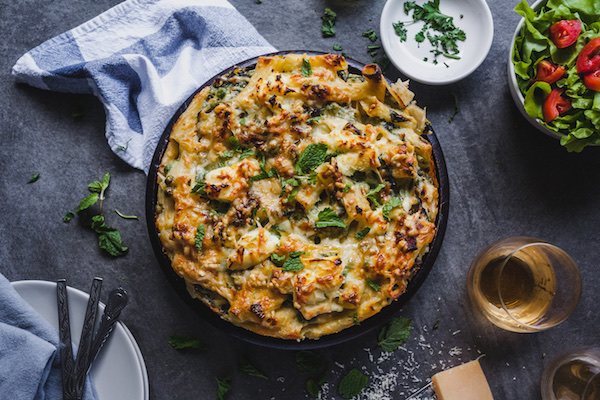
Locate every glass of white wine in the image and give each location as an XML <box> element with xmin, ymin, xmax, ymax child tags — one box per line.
<box><xmin>467</xmin><ymin>237</ymin><xmax>581</xmax><ymax>333</ymax></box>
<box><xmin>541</xmin><ymin>348</ymin><xmax>600</xmax><ymax>400</ymax></box>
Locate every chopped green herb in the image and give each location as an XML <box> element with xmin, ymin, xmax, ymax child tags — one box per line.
<box><xmin>316</xmin><ymin>208</ymin><xmax>346</xmax><ymax>229</ymax></box>
<box><xmin>216</xmin><ymin>377</ymin><xmax>231</xmax><ymax>400</ymax></box>
<box><xmin>168</xmin><ymin>334</ymin><xmax>207</xmax><ymax>350</ymax></box>
<box><xmin>355</xmin><ymin>227</ymin><xmax>371</xmax><ymax>240</ymax></box>
<box><xmin>321</xmin><ymin>8</ymin><xmax>337</xmax><ymax>37</ymax></box>
<box><xmin>302</xmin><ymin>58</ymin><xmax>313</xmax><ymax>77</ymax></box>
<box><xmin>382</xmin><ymin>196</ymin><xmax>403</xmax><ymax>221</ymax></box>
<box><xmin>296</xmin><ymin>351</ymin><xmax>326</xmax><ymax>374</ymax></box>
<box><xmin>339</xmin><ymin>369</ymin><xmax>368</xmax><ymax>399</ymax></box>
<box><xmin>366</xmin><ymin>184</ymin><xmax>386</xmax><ymax>207</ymax></box>
<box><xmin>28</xmin><ymin>173</ymin><xmax>40</xmax><ymax>184</ymax></box>
<box><xmin>370</xmin><ymin>50</ymin><xmax>378</xmax><ymax>57</ymax></box>
<box><xmin>117</xmin><ymin>139</ymin><xmax>131</xmax><ymax>151</ymax></box>
<box><xmin>91</xmin><ymin>215</ymin><xmax>128</xmax><ymax>256</ymax></box>
<box><xmin>333</xmin><ymin>44</ymin><xmax>343</xmax><ymax>51</ymax></box>
<box><xmin>63</xmin><ymin>211</ymin><xmax>75</xmax><ymax>223</ymax></box>
<box><xmin>282</xmin><ymin>255</ymin><xmax>305</xmax><ymax>272</ymax></box>
<box><xmin>362</xmin><ymin>30</ymin><xmax>378</xmax><ymax>42</ymax></box>
<box><xmin>433</xmin><ymin>317</ymin><xmax>440</xmax><ymax>330</ymax></box>
<box><xmin>191</xmin><ymin>179</ymin><xmax>207</xmax><ymax>195</ymax></box>
<box><xmin>353</xmin><ymin>313</ymin><xmax>360</xmax><ymax>325</ymax></box>
<box><xmin>392</xmin><ymin>21</ymin><xmax>408</xmax><ymax>41</ymax></box>
<box><xmin>76</xmin><ymin>193</ymin><xmax>99</xmax><ymax>213</ymax></box>
<box><xmin>449</xmin><ymin>92</ymin><xmax>460</xmax><ymax>123</ymax></box>
<box><xmin>114</xmin><ymin>209</ymin><xmax>138</xmax><ymax>220</ymax></box>
<box><xmin>239</xmin><ymin>117</ymin><xmax>246</xmax><ymax>125</ymax></box>
<box><xmin>378</xmin><ymin>317</ymin><xmax>412</xmax><ymax>352</ymax></box>
<box><xmin>195</xmin><ymin>223</ymin><xmax>205</xmax><ymax>252</ymax></box>
<box><xmin>308</xmin><ymin>172</ymin><xmax>318</xmax><ymax>185</ymax></box>
<box><xmin>239</xmin><ymin>148</ymin><xmax>255</xmax><ymax>160</ymax></box>
<box><xmin>368</xmin><ymin>45</ymin><xmax>381</xmax><ymax>50</ymax></box>
<box><xmin>239</xmin><ymin>356</ymin><xmax>268</xmax><ymax>379</ymax></box>
<box><xmin>270</xmin><ymin>253</ymin><xmax>286</xmax><ymax>264</ymax></box>
<box><xmin>296</xmin><ymin>143</ymin><xmax>328</xmax><ymax>175</ymax></box>
<box><xmin>366</xmin><ymin>278</ymin><xmax>380</xmax><ymax>291</ymax></box>
<box><xmin>342</xmin><ymin>183</ymin><xmax>352</xmax><ymax>193</ymax></box>
<box><xmin>307</xmin><ymin>115</ymin><xmax>322</xmax><ymax>124</ymax></box>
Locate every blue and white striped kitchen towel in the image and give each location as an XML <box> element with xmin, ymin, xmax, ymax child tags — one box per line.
<box><xmin>12</xmin><ymin>0</ymin><xmax>276</xmax><ymax>172</ymax></box>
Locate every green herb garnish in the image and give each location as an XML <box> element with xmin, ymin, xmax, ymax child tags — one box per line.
<box><xmin>296</xmin><ymin>351</ymin><xmax>326</xmax><ymax>374</ymax></box>
<box><xmin>433</xmin><ymin>318</ymin><xmax>440</xmax><ymax>330</ymax></box>
<box><xmin>28</xmin><ymin>173</ymin><xmax>40</xmax><ymax>184</ymax></box>
<box><xmin>353</xmin><ymin>313</ymin><xmax>360</xmax><ymax>325</ymax></box>
<box><xmin>63</xmin><ymin>211</ymin><xmax>74</xmax><ymax>223</ymax></box>
<box><xmin>302</xmin><ymin>58</ymin><xmax>313</xmax><ymax>77</ymax></box>
<box><xmin>382</xmin><ymin>197</ymin><xmax>403</xmax><ymax>221</ymax></box>
<box><xmin>449</xmin><ymin>92</ymin><xmax>460</xmax><ymax>122</ymax></box>
<box><xmin>393</xmin><ymin>21</ymin><xmax>408</xmax><ymax>41</ymax></box>
<box><xmin>367</xmin><ymin>278</ymin><xmax>380</xmax><ymax>291</ymax></box>
<box><xmin>115</xmin><ymin>209</ymin><xmax>138</xmax><ymax>220</ymax></box>
<box><xmin>195</xmin><ymin>224</ymin><xmax>205</xmax><ymax>252</ymax></box>
<box><xmin>362</xmin><ymin>30</ymin><xmax>378</xmax><ymax>42</ymax></box>
<box><xmin>333</xmin><ymin>44</ymin><xmax>343</xmax><ymax>51</ymax></box>
<box><xmin>355</xmin><ymin>227</ymin><xmax>370</xmax><ymax>240</ymax></box>
<box><xmin>168</xmin><ymin>334</ymin><xmax>207</xmax><ymax>350</ymax></box>
<box><xmin>216</xmin><ymin>377</ymin><xmax>231</xmax><ymax>400</ymax></box>
<box><xmin>296</xmin><ymin>143</ymin><xmax>328</xmax><ymax>174</ymax></box>
<box><xmin>339</xmin><ymin>369</ymin><xmax>368</xmax><ymax>399</ymax></box>
<box><xmin>321</xmin><ymin>8</ymin><xmax>337</xmax><ymax>37</ymax></box>
<box><xmin>282</xmin><ymin>253</ymin><xmax>306</xmax><ymax>272</ymax></box>
<box><xmin>91</xmin><ymin>215</ymin><xmax>128</xmax><ymax>256</ymax></box>
<box><xmin>239</xmin><ymin>356</ymin><xmax>268</xmax><ymax>379</ymax></box>
<box><xmin>316</xmin><ymin>208</ymin><xmax>346</xmax><ymax>229</ymax></box>
<box><xmin>378</xmin><ymin>317</ymin><xmax>412</xmax><ymax>352</ymax></box>
<box><xmin>366</xmin><ymin>184</ymin><xmax>386</xmax><ymax>208</ymax></box>
<box><xmin>117</xmin><ymin>139</ymin><xmax>131</xmax><ymax>151</ymax></box>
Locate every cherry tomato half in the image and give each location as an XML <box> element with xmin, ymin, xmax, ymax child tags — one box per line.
<box><xmin>533</xmin><ymin>60</ymin><xmax>566</xmax><ymax>84</ymax></box>
<box><xmin>577</xmin><ymin>37</ymin><xmax>600</xmax><ymax>74</ymax></box>
<box><xmin>583</xmin><ymin>69</ymin><xmax>600</xmax><ymax>92</ymax></box>
<box><xmin>549</xmin><ymin>20</ymin><xmax>582</xmax><ymax>48</ymax></box>
<box><xmin>543</xmin><ymin>89</ymin><xmax>572</xmax><ymax>123</ymax></box>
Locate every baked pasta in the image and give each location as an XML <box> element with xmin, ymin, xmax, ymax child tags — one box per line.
<box><xmin>155</xmin><ymin>53</ymin><xmax>439</xmax><ymax>340</ymax></box>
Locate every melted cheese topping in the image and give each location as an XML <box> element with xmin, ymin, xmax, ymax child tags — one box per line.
<box><xmin>155</xmin><ymin>54</ymin><xmax>439</xmax><ymax>340</ymax></box>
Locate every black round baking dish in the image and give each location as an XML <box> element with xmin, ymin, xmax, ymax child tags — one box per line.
<box><xmin>146</xmin><ymin>50</ymin><xmax>450</xmax><ymax>349</ymax></box>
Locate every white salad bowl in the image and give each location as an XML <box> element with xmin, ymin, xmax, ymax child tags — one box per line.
<box><xmin>380</xmin><ymin>0</ymin><xmax>494</xmax><ymax>85</ymax></box>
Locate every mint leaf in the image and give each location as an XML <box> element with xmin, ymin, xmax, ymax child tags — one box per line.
<box><xmin>296</xmin><ymin>351</ymin><xmax>325</xmax><ymax>374</ymax></box>
<box><xmin>191</xmin><ymin>179</ymin><xmax>206</xmax><ymax>195</ymax></box>
<box><xmin>316</xmin><ymin>207</ymin><xmax>346</xmax><ymax>229</ymax></box>
<box><xmin>28</xmin><ymin>173</ymin><xmax>40</xmax><ymax>184</ymax></box>
<box><xmin>115</xmin><ymin>209</ymin><xmax>138</xmax><ymax>220</ymax></box>
<box><xmin>270</xmin><ymin>253</ymin><xmax>286</xmax><ymax>264</ymax></box>
<box><xmin>296</xmin><ymin>143</ymin><xmax>328</xmax><ymax>174</ymax></box>
<box><xmin>362</xmin><ymin>30</ymin><xmax>378</xmax><ymax>42</ymax></box>
<box><xmin>302</xmin><ymin>58</ymin><xmax>313</xmax><ymax>77</ymax></box>
<box><xmin>239</xmin><ymin>148</ymin><xmax>255</xmax><ymax>160</ymax></box>
<box><xmin>382</xmin><ymin>197</ymin><xmax>403</xmax><ymax>221</ymax></box>
<box><xmin>91</xmin><ymin>215</ymin><xmax>128</xmax><ymax>256</ymax></box>
<box><xmin>195</xmin><ymin>224</ymin><xmax>205</xmax><ymax>252</ymax></box>
<box><xmin>378</xmin><ymin>317</ymin><xmax>412</xmax><ymax>352</ymax></box>
<box><xmin>393</xmin><ymin>21</ymin><xmax>407</xmax><ymax>41</ymax></box>
<box><xmin>76</xmin><ymin>193</ymin><xmax>99</xmax><ymax>213</ymax></box>
<box><xmin>63</xmin><ymin>211</ymin><xmax>74</xmax><ymax>223</ymax></box>
<box><xmin>333</xmin><ymin>44</ymin><xmax>343</xmax><ymax>51</ymax></box>
<box><xmin>339</xmin><ymin>369</ymin><xmax>368</xmax><ymax>398</ymax></box>
<box><xmin>88</xmin><ymin>172</ymin><xmax>110</xmax><ymax>193</ymax></box>
<box><xmin>168</xmin><ymin>334</ymin><xmax>207</xmax><ymax>350</ymax></box>
<box><xmin>355</xmin><ymin>227</ymin><xmax>370</xmax><ymax>240</ymax></box>
<box><xmin>433</xmin><ymin>318</ymin><xmax>440</xmax><ymax>330</ymax></box>
<box><xmin>229</xmin><ymin>135</ymin><xmax>241</xmax><ymax>150</ymax></box>
<box><xmin>367</xmin><ymin>278</ymin><xmax>380</xmax><ymax>291</ymax></box>
<box><xmin>239</xmin><ymin>356</ymin><xmax>268</xmax><ymax>379</ymax></box>
<box><xmin>217</xmin><ymin>377</ymin><xmax>231</xmax><ymax>400</ymax></box>
<box><xmin>306</xmin><ymin>370</ymin><xmax>327</xmax><ymax>397</ymax></box>
<box><xmin>321</xmin><ymin>8</ymin><xmax>337</xmax><ymax>37</ymax></box>
<box><xmin>366</xmin><ymin>184</ymin><xmax>386</xmax><ymax>208</ymax></box>
<box><xmin>282</xmin><ymin>256</ymin><xmax>305</xmax><ymax>272</ymax></box>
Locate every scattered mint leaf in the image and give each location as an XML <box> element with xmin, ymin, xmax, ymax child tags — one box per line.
<box><xmin>270</xmin><ymin>253</ymin><xmax>286</xmax><ymax>264</ymax></box>
<box><xmin>117</xmin><ymin>139</ymin><xmax>131</xmax><ymax>151</ymax></box>
<box><xmin>339</xmin><ymin>369</ymin><xmax>368</xmax><ymax>399</ymax></box>
<box><xmin>296</xmin><ymin>351</ymin><xmax>326</xmax><ymax>375</ymax></box>
<box><xmin>449</xmin><ymin>92</ymin><xmax>460</xmax><ymax>123</ymax></box>
<box><xmin>195</xmin><ymin>223</ymin><xmax>206</xmax><ymax>252</ymax></box>
<box><xmin>282</xmin><ymin>255</ymin><xmax>305</xmax><ymax>272</ymax></box>
<box><xmin>307</xmin><ymin>172</ymin><xmax>318</xmax><ymax>185</ymax></box>
<box><xmin>307</xmin><ymin>116</ymin><xmax>322</xmax><ymax>124</ymax></box>
<box><xmin>191</xmin><ymin>179</ymin><xmax>206</xmax><ymax>196</ymax></box>
<box><xmin>168</xmin><ymin>334</ymin><xmax>207</xmax><ymax>350</ymax></box>
<box><xmin>28</xmin><ymin>173</ymin><xmax>40</xmax><ymax>184</ymax></box>
<box><xmin>366</xmin><ymin>184</ymin><xmax>386</xmax><ymax>208</ymax></box>
<box><xmin>316</xmin><ymin>208</ymin><xmax>346</xmax><ymax>229</ymax></box>
<box><xmin>362</xmin><ymin>30</ymin><xmax>378</xmax><ymax>42</ymax></box>
<box><xmin>321</xmin><ymin>8</ymin><xmax>337</xmax><ymax>37</ymax></box>
<box><xmin>88</xmin><ymin>172</ymin><xmax>110</xmax><ymax>194</ymax></box>
<box><xmin>333</xmin><ymin>44</ymin><xmax>343</xmax><ymax>51</ymax></box>
<box><xmin>353</xmin><ymin>313</ymin><xmax>360</xmax><ymax>325</ymax></box>
<box><xmin>306</xmin><ymin>370</ymin><xmax>327</xmax><ymax>398</ymax></box>
<box><xmin>217</xmin><ymin>377</ymin><xmax>231</xmax><ymax>400</ymax></box>
<box><xmin>76</xmin><ymin>193</ymin><xmax>99</xmax><ymax>213</ymax></box>
<box><xmin>63</xmin><ymin>211</ymin><xmax>74</xmax><ymax>223</ymax></box>
<box><xmin>239</xmin><ymin>117</ymin><xmax>246</xmax><ymax>125</ymax></box>
<box><xmin>91</xmin><ymin>215</ymin><xmax>128</xmax><ymax>256</ymax></box>
<box><xmin>433</xmin><ymin>318</ymin><xmax>440</xmax><ymax>330</ymax></box>
<box><xmin>239</xmin><ymin>148</ymin><xmax>255</xmax><ymax>160</ymax></box>
<box><xmin>355</xmin><ymin>227</ymin><xmax>370</xmax><ymax>240</ymax></box>
<box><xmin>367</xmin><ymin>278</ymin><xmax>380</xmax><ymax>291</ymax></box>
<box><xmin>382</xmin><ymin>197</ymin><xmax>403</xmax><ymax>221</ymax></box>
<box><xmin>229</xmin><ymin>135</ymin><xmax>241</xmax><ymax>149</ymax></box>
<box><xmin>239</xmin><ymin>356</ymin><xmax>268</xmax><ymax>379</ymax></box>
<box><xmin>378</xmin><ymin>317</ymin><xmax>412</xmax><ymax>352</ymax></box>
<box><xmin>296</xmin><ymin>143</ymin><xmax>328</xmax><ymax>174</ymax></box>
<box><xmin>302</xmin><ymin>58</ymin><xmax>313</xmax><ymax>77</ymax></box>
<box><xmin>115</xmin><ymin>209</ymin><xmax>138</xmax><ymax>220</ymax></box>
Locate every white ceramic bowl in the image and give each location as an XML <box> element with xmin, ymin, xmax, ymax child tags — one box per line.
<box><xmin>507</xmin><ymin>0</ymin><xmax>562</xmax><ymax>141</ymax></box>
<box><xmin>380</xmin><ymin>0</ymin><xmax>494</xmax><ymax>85</ymax></box>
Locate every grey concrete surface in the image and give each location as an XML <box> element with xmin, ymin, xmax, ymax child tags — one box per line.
<box><xmin>1</xmin><ymin>1</ymin><xmax>599</xmax><ymax>399</ymax></box>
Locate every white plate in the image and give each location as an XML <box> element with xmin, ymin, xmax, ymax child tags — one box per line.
<box><xmin>380</xmin><ymin>0</ymin><xmax>494</xmax><ymax>85</ymax></box>
<box><xmin>12</xmin><ymin>280</ymin><xmax>149</xmax><ymax>400</ymax></box>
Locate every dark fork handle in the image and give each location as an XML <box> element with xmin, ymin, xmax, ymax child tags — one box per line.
<box><xmin>73</xmin><ymin>278</ymin><xmax>102</xmax><ymax>399</ymax></box>
<box><xmin>57</xmin><ymin>280</ymin><xmax>76</xmax><ymax>400</ymax></box>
